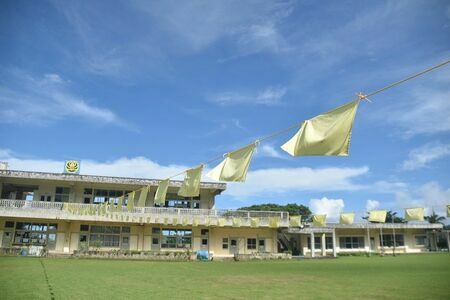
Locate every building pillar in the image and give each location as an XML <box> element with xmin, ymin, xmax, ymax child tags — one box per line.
<box><xmin>446</xmin><ymin>231</ymin><xmax>450</xmax><ymax>252</ymax></box>
<box><xmin>310</xmin><ymin>232</ymin><xmax>315</xmax><ymax>258</ymax></box>
<box><xmin>321</xmin><ymin>233</ymin><xmax>326</xmax><ymax>256</ymax></box>
<box><xmin>366</xmin><ymin>226</ymin><xmax>371</xmax><ymax>256</ymax></box>
<box><xmin>332</xmin><ymin>229</ymin><xmax>337</xmax><ymax>258</ymax></box>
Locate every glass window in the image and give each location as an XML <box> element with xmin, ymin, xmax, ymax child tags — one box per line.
<box><xmin>380</xmin><ymin>234</ymin><xmax>404</xmax><ymax>247</ymax></box>
<box><xmin>80</xmin><ymin>225</ymin><xmax>89</xmax><ymax>232</ymax></box>
<box><xmin>48</xmin><ymin>224</ymin><xmax>58</xmax><ymax>231</ymax></box>
<box><xmin>307</xmin><ymin>237</ymin><xmax>322</xmax><ymax>249</ymax></box>
<box><xmin>152</xmin><ymin>228</ymin><xmax>161</xmax><ymax>234</ymax></box>
<box><xmin>5</xmin><ymin>221</ymin><xmax>14</xmax><ymax>228</ymax></box>
<box><xmin>415</xmin><ymin>235</ymin><xmax>427</xmax><ymax>246</ymax></box>
<box><xmin>222</xmin><ymin>238</ymin><xmax>229</xmax><ymax>249</ymax></box>
<box><xmin>122</xmin><ymin>227</ymin><xmax>130</xmax><ymax>234</ymax></box>
<box><xmin>247</xmin><ymin>238</ymin><xmax>257</xmax><ymax>250</ymax></box>
<box><xmin>202</xmin><ymin>239</ymin><xmax>208</xmax><ymax>246</ymax></box>
<box><xmin>339</xmin><ymin>237</ymin><xmax>365</xmax><ymax>249</ymax></box>
<box><xmin>161</xmin><ymin>229</ymin><xmax>192</xmax><ymax>249</ymax></box>
<box><xmin>152</xmin><ymin>238</ymin><xmax>159</xmax><ymax>245</ymax></box>
<box><xmin>259</xmin><ymin>239</ymin><xmax>265</xmax><ymax>247</ymax></box>
<box><xmin>13</xmin><ymin>222</ymin><xmax>53</xmax><ymax>246</ymax></box>
<box><xmin>201</xmin><ymin>229</ymin><xmax>209</xmax><ymax>236</ymax></box>
<box><xmin>84</xmin><ymin>188</ymin><xmax>93</xmax><ymax>195</ymax></box>
<box><xmin>55</xmin><ymin>187</ymin><xmax>70</xmax><ymax>203</ymax></box>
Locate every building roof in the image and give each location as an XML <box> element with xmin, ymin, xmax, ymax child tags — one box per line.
<box><xmin>0</xmin><ymin>170</ymin><xmax>227</xmax><ymax>192</ymax></box>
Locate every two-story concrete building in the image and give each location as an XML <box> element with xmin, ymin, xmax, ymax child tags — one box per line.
<box><xmin>0</xmin><ymin>168</ymin><xmax>445</xmax><ymax>258</ymax></box>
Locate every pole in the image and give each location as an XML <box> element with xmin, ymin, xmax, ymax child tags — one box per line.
<box><xmin>380</xmin><ymin>227</ymin><xmax>384</xmax><ymax>256</ymax></box>
<box><xmin>392</xmin><ymin>216</ymin><xmax>396</xmax><ymax>256</ymax></box>
<box><xmin>366</xmin><ymin>224</ymin><xmax>371</xmax><ymax>257</ymax></box>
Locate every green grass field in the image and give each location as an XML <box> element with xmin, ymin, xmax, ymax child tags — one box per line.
<box><xmin>1</xmin><ymin>254</ymin><xmax>449</xmax><ymax>300</ymax></box>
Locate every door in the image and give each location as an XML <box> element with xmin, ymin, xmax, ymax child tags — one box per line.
<box><xmin>2</xmin><ymin>231</ymin><xmax>13</xmax><ymax>247</ymax></box>
<box><xmin>229</xmin><ymin>238</ymin><xmax>239</xmax><ymax>255</ymax></box>
<box><xmin>370</xmin><ymin>237</ymin><xmax>375</xmax><ymax>251</ymax></box>
<box><xmin>229</xmin><ymin>238</ymin><xmax>245</xmax><ymax>255</ymax></box>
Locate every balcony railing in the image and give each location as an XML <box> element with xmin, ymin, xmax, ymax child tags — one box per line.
<box><xmin>0</xmin><ymin>199</ymin><xmax>289</xmax><ymax>227</ymax></box>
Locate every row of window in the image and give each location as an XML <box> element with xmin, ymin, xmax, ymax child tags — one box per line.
<box><xmin>222</xmin><ymin>238</ymin><xmax>266</xmax><ymax>250</ymax></box>
<box><xmin>39</xmin><ymin>187</ymin><xmax>202</xmax><ymax>208</ymax></box>
<box><xmin>307</xmin><ymin>235</ymin><xmax>427</xmax><ymax>249</ymax></box>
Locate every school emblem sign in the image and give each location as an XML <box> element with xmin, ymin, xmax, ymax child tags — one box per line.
<box><xmin>64</xmin><ymin>160</ymin><xmax>80</xmax><ymax>174</ymax></box>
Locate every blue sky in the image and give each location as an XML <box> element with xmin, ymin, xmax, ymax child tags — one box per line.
<box><xmin>1</xmin><ymin>0</ymin><xmax>449</xmax><ymax>219</ymax></box>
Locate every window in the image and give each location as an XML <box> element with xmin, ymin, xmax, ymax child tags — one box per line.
<box><xmin>88</xmin><ymin>226</ymin><xmax>122</xmax><ymax>248</ymax></box>
<box><xmin>307</xmin><ymin>237</ymin><xmax>322</xmax><ymax>250</ymax></box>
<box><xmin>201</xmin><ymin>229</ymin><xmax>209</xmax><ymax>236</ymax></box>
<box><xmin>161</xmin><ymin>194</ymin><xmax>201</xmax><ymax>209</ymax></box>
<box><xmin>55</xmin><ymin>187</ymin><xmax>70</xmax><ymax>202</ymax></box>
<box><xmin>161</xmin><ymin>229</ymin><xmax>192</xmax><ymax>249</ymax></box>
<box><xmin>380</xmin><ymin>234</ymin><xmax>404</xmax><ymax>247</ymax></box>
<box><xmin>202</xmin><ymin>239</ymin><xmax>208</xmax><ymax>246</ymax></box>
<box><xmin>84</xmin><ymin>188</ymin><xmax>93</xmax><ymax>195</ymax></box>
<box><xmin>152</xmin><ymin>228</ymin><xmax>161</xmax><ymax>234</ymax></box>
<box><xmin>93</xmin><ymin>189</ymin><xmax>124</xmax><ymax>204</ymax></box>
<box><xmin>258</xmin><ymin>239</ymin><xmax>265</xmax><ymax>251</ymax></box>
<box><xmin>222</xmin><ymin>238</ymin><xmax>229</xmax><ymax>249</ymax></box>
<box><xmin>152</xmin><ymin>238</ymin><xmax>159</xmax><ymax>245</ymax></box>
<box><xmin>415</xmin><ymin>235</ymin><xmax>427</xmax><ymax>246</ymax></box>
<box><xmin>13</xmin><ymin>222</ymin><xmax>53</xmax><ymax>246</ymax></box>
<box><xmin>48</xmin><ymin>224</ymin><xmax>58</xmax><ymax>231</ymax></box>
<box><xmin>84</xmin><ymin>198</ymin><xmax>91</xmax><ymax>204</ymax></box>
<box><xmin>5</xmin><ymin>221</ymin><xmax>14</xmax><ymax>228</ymax></box>
<box><xmin>122</xmin><ymin>227</ymin><xmax>130</xmax><ymax>234</ymax></box>
<box><xmin>80</xmin><ymin>225</ymin><xmax>89</xmax><ymax>232</ymax></box>
<box><xmin>339</xmin><ymin>237</ymin><xmax>365</xmax><ymax>249</ymax></box>
<box><xmin>247</xmin><ymin>238</ymin><xmax>257</xmax><ymax>250</ymax></box>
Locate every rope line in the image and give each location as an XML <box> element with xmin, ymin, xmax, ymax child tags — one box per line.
<box><xmin>160</xmin><ymin>59</ymin><xmax>450</xmax><ymax>180</ymax></box>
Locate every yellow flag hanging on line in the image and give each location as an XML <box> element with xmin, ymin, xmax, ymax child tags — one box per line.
<box><xmin>405</xmin><ymin>207</ymin><xmax>424</xmax><ymax>222</ymax></box>
<box><xmin>206</xmin><ymin>143</ymin><xmax>257</xmax><ymax>182</ymax></box>
<box><xmin>289</xmin><ymin>216</ymin><xmax>301</xmax><ymax>227</ymax></box>
<box><xmin>218</xmin><ymin>218</ymin><xmax>226</xmax><ymax>227</ymax></box>
<box><xmin>281</xmin><ymin>100</ymin><xmax>360</xmax><ymax>156</ymax></box>
<box><xmin>447</xmin><ymin>205</ymin><xmax>450</xmax><ymax>217</ymax></box>
<box><xmin>127</xmin><ymin>191</ymin><xmax>135</xmax><ymax>212</ymax></box>
<box><xmin>155</xmin><ymin>179</ymin><xmax>169</xmax><ymax>205</ymax></box>
<box><xmin>137</xmin><ymin>186</ymin><xmax>149</xmax><ymax>207</ymax></box>
<box><xmin>312</xmin><ymin>214</ymin><xmax>327</xmax><ymax>227</ymax></box>
<box><xmin>178</xmin><ymin>165</ymin><xmax>203</xmax><ymax>197</ymax></box>
<box><xmin>269</xmin><ymin>217</ymin><xmax>279</xmax><ymax>228</ymax></box>
<box><xmin>182</xmin><ymin>217</ymin><xmax>189</xmax><ymax>226</ymax></box>
<box><xmin>232</xmin><ymin>218</ymin><xmax>241</xmax><ymax>227</ymax></box>
<box><xmin>192</xmin><ymin>218</ymin><xmax>199</xmax><ymax>227</ymax></box>
<box><xmin>117</xmin><ymin>196</ymin><xmax>124</xmax><ymax>212</ymax></box>
<box><xmin>250</xmin><ymin>217</ymin><xmax>260</xmax><ymax>228</ymax></box>
<box><xmin>368</xmin><ymin>210</ymin><xmax>387</xmax><ymax>223</ymax></box>
<box><xmin>340</xmin><ymin>213</ymin><xmax>355</xmax><ymax>225</ymax></box>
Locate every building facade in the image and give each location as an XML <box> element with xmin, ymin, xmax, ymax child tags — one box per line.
<box><xmin>0</xmin><ymin>169</ymin><xmax>445</xmax><ymax>258</ymax></box>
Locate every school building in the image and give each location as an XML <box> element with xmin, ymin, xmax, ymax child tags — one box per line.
<box><xmin>0</xmin><ymin>168</ymin><xmax>447</xmax><ymax>258</ymax></box>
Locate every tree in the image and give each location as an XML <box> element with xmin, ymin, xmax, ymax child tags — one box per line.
<box><xmin>425</xmin><ymin>211</ymin><xmax>446</xmax><ymax>225</ymax></box>
<box><xmin>363</xmin><ymin>210</ymin><xmax>405</xmax><ymax>223</ymax></box>
<box><xmin>238</xmin><ymin>203</ymin><xmax>311</xmax><ymax>217</ymax></box>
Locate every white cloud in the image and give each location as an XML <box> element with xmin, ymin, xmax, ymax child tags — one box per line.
<box><xmin>224</xmin><ymin>166</ymin><xmax>369</xmax><ymax>198</ymax></box>
<box><xmin>0</xmin><ymin>149</ymin><xmax>369</xmax><ymax>198</ymax></box>
<box><xmin>133</xmin><ymin>1</ymin><xmax>292</xmax><ymax>54</ymax></box>
<box><xmin>0</xmin><ymin>70</ymin><xmax>133</xmax><ymax>129</ymax></box>
<box><xmin>257</xmin><ymin>145</ymin><xmax>286</xmax><ymax>159</ymax></box>
<box><xmin>309</xmin><ymin>197</ymin><xmax>344</xmax><ymax>220</ymax></box>
<box><xmin>209</xmin><ymin>86</ymin><xmax>287</xmax><ymax>106</ymax></box>
<box><xmin>0</xmin><ymin>149</ymin><xmax>186</xmax><ymax>179</ymax></box>
<box><xmin>401</xmin><ymin>142</ymin><xmax>450</xmax><ymax>171</ymax></box>
<box><xmin>394</xmin><ymin>181</ymin><xmax>450</xmax><ymax>217</ymax></box>
<box><xmin>379</xmin><ymin>82</ymin><xmax>450</xmax><ymax>137</ymax></box>
<box><xmin>366</xmin><ymin>199</ymin><xmax>380</xmax><ymax>211</ymax></box>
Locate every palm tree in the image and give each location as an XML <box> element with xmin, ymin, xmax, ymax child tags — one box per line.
<box><xmin>425</xmin><ymin>211</ymin><xmax>445</xmax><ymax>251</ymax></box>
<box><xmin>425</xmin><ymin>211</ymin><xmax>445</xmax><ymax>224</ymax></box>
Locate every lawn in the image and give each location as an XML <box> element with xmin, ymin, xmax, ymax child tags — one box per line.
<box><xmin>1</xmin><ymin>254</ymin><xmax>449</xmax><ymax>300</ymax></box>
